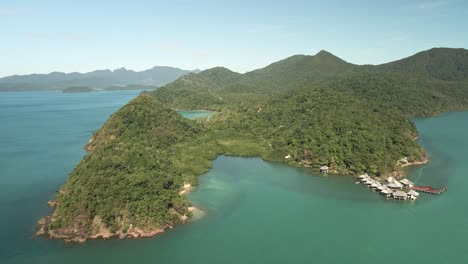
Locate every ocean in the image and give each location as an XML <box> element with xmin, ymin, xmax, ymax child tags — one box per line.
<box><xmin>1</xmin><ymin>91</ymin><xmax>467</xmax><ymax>263</ymax></box>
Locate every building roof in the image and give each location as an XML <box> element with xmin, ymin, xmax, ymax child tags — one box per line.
<box><xmin>400</xmin><ymin>179</ymin><xmax>414</xmax><ymax>185</ymax></box>
<box><xmin>393</xmin><ymin>191</ymin><xmax>407</xmax><ymax>197</ymax></box>
<box><xmin>407</xmin><ymin>190</ymin><xmax>420</xmax><ymax>196</ymax></box>
<box><xmin>386</xmin><ymin>176</ymin><xmax>394</xmax><ymax>183</ymax></box>
<box><xmin>386</xmin><ymin>183</ymin><xmax>395</xmax><ymax>188</ymax></box>
<box><xmin>320</xmin><ymin>165</ymin><xmax>329</xmax><ymax>170</ymax></box>
<box><xmin>392</xmin><ymin>180</ymin><xmax>404</xmax><ymax>187</ymax></box>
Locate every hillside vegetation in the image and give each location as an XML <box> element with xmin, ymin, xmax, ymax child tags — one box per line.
<box><xmin>378</xmin><ymin>48</ymin><xmax>468</xmax><ymax>81</ymax></box>
<box><xmin>39</xmin><ymin>48</ymin><xmax>468</xmax><ymax>242</ymax></box>
<box><xmin>40</xmin><ymin>95</ymin><xmax>202</xmax><ymax>241</ymax></box>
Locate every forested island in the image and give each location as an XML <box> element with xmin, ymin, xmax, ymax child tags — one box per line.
<box><xmin>62</xmin><ymin>86</ymin><xmax>95</xmax><ymax>93</ymax></box>
<box><xmin>37</xmin><ymin>48</ymin><xmax>468</xmax><ymax>242</ymax></box>
<box><xmin>61</xmin><ymin>85</ymin><xmax>158</xmax><ymax>93</ymax></box>
<box><xmin>103</xmin><ymin>84</ymin><xmax>158</xmax><ymax>91</ymax></box>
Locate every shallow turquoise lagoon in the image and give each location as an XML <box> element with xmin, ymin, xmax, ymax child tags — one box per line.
<box><xmin>176</xmin><ymin>109</ymin><xmax>216</xmax><ymax>119</ymax></box>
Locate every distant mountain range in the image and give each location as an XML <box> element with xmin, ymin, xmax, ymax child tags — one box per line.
<box><xmin>0</xmin><ymin>66</ymin><xmax>199</xmax><ymax>92</ymax></box>
<box><xmin>4</xmin><ymin>47</ymin><xmax>467</xmax><ymax>93</ymax></box>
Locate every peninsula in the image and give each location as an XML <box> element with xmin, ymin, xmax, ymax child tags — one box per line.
<box><xmin>37</xmin><ymin>48</ymin><xmax>468</xmax><ymax>242</ymax></box>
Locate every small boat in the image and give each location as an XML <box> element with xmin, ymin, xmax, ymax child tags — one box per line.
<box><xmin>355</xmin><ymin>181</ymin><xmax>360</xmax><ymax>184</ymax></box>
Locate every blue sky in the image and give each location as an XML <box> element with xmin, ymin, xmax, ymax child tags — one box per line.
<box><xmin>0</xmin><ymin>0</ymin><xmax>467</xmax><ymax>76</ymax></box>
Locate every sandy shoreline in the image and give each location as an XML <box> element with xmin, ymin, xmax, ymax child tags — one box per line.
<box><xmin>179</xmin><ymin>183</ymin><xmax>193</xmax><ymax>195</ymax></box>
<box><xmin>400</xmin><ymin>157</ymin><xmax>429</xmax><ymax>168</ymax></box>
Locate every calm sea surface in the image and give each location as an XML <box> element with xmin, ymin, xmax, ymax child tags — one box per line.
<box><xmin>1</xmin><ymin>92</ymin><xmax>467</xmax><ymax>263</ymax></box>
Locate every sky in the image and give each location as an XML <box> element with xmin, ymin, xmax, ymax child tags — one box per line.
<box><xmin>0</xmin><ymin>0</ymin><xmax>467</xmax><ymax>77</ymax></box>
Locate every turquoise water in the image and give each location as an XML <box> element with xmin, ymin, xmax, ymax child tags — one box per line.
<box><xmin>1</xmin><ymin>92</ymin><xmax>467</xmax><ymax>263</ymax></box>
<box><xmin>0</xmin><ymin>91</ymin><xmax>140</xmax><ymax>262</ymax></box>
<box><xmin>176</xmin><ymin>110</ymin><xmax>216</xmax><ymax>119</ymax></box>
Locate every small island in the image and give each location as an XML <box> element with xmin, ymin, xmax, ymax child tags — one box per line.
<box><xmin>62</xmin><ymin>86</ymin><xmax>95</xmax><ymax>93</ymax></box>
<box><xmin>103</xmin><ymin>84</ymin><xmax>158</xmax><ymax>91</ymax></box>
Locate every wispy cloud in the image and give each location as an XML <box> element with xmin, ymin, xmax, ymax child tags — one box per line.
<box><xmin>416</xmin><ymin>0</ymin><xmax>457</xmax><ymax>9</ymax></box>
<box><xmin>191</xmin><ymin>51</ymin><xmax>209</xmax><ymax>58</ymax></box>
<box><xmin>154</xmin><ymin>43</ymin><xmax>209</xmax><ymax>57</ymax></box>
<box><xmin>245</xmin><ymin>25</ymin><xmax>285</xmax><ymax>34</ymax></box>
<box><xmin>20</xmin><ymin>32</ymin><xmax>87</xmax><ymax>41</ymax></box>
<box><xmin>156</xmin><ymin>44</ymin><xmax>181</xmax><ymax>52</ymax></box>
<box><xmin>0</xmin><ymin>7</ymin><xmax>31</xmax><ymax>15</ymax></box>
<box><xmin>383</xmin><ymin>32</ymin><xmax>410</xmax><ymax>43</ymax></box>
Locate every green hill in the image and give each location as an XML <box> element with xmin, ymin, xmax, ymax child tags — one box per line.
<box><xmin>39</xmin><ymin>47</ymin><xmax>468</xmax><ymax>242</ymax></box>
<box><xmin>153</xmin><ymin>50</ymin><xmax>360</xmax><ymax>109</ymax></box>
<box><xmin>242</xmin><ymin>50</ymin><xmax>357</xmax><ymax>90</ymax></box>
<box><xmin>153</xmin><ymin>48</ymin><xmax>468</xmax><ymax>111</ymax></box>
<box><xmin>377</xmin><ymin>48</ymin><xmax>468</xmax><ymax>81</ymax></box>
<box><xmin>39</xmin><ymin>95</ymin><xmax>203</xmax><ymax>241</ymax></box>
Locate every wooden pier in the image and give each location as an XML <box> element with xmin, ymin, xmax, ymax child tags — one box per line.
<box><xmin>411</xmin><ymin>186</ymin><xmax>447</xmax><ymax>195</ymax></box>
<box><xmin>357</xmin><ymin>174</ymin><xmax>447</xmax><ymax>201</ymax></box>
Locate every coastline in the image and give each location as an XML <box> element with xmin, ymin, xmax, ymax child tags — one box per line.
<box><xmin>35</xmin><ymin>215</ymin><xmax>167</xmax><ymax>243</ymax></box>
<box><xmin>36</xmin><ymin>112</ymin><xmax>429</xmax><ymax>243</ymax></box>
<box><xmin>36</xmin><ymin>182</ymin><xmax>203</xmax><ymax>243</ymax></box>
<box><xmin>36</xmin><ymin>150</ymin><xmax>429</xmax><ymax>243</ymax></box>
<box><xmin>401</xmin><ymin>157</ymin><xmax>429</xmax><ymax>168</ymax></box>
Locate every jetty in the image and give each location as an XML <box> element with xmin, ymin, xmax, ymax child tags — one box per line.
<box><xmin>356</xmin><ymin>174</ymin><xmax>446</xmax><ymax>201</ymax></box>
<box><xmin>411</xmin><ymin>185</ymin><xmax>447</xmax><ymax>195</ymax></box>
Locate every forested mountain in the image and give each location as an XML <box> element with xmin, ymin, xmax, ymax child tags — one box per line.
<box><xmin>164</xmin><ymin>67</ymin><xmax>243</xmax><ymax>91</ymax></box>
<box><xmin>242</xmin><ymin>50</ymin><xmax>358</xmax><ymax>89</ymax></box>
<box><xmin>154</xmin><ymin>50</ymin><xmax>361</xmax><ymax>108</ymax></box>
<box><xmin>0</xmin><ymin>66</ymin><xmax>194</xmax><ymax>91</ymax></box>
<box><xmin>158</xmin><ymin>50</ymin><xmax>358</xmax><ymax>96</ymax></box>
<box><xmin>154</xmin><ymin>49</ymin><xmax>468</xmax><ymax>111</ymax></box>
<box><xmin>38</xmin><ymin>47</ymin><xmax>468</xmax><ymax>242</ymax></box>
<box><xmin>377</xmin><ymin>48</ymin><xmax>468</xmax><ymax>81</ymax></box>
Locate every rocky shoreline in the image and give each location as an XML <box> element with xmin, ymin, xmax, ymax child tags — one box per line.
<box><xmin>36</xmin><ymin>182</ymin><xmax>202</xmax><ymax>243</ymax></box>
<box><xmin>35</xmin><ymin>214</ymin><xmax>167</xmax><ymax>243</ymax></box>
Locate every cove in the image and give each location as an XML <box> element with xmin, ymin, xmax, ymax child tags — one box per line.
<box><xmin>1</xmin><ymin>91</ymin><xmax>467</xmax><ymax>263</ymax></box>
<box><xmin>176</xmin><ymin>109</ymin><xmax>216</xmax><ymax>119</ymax></box>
